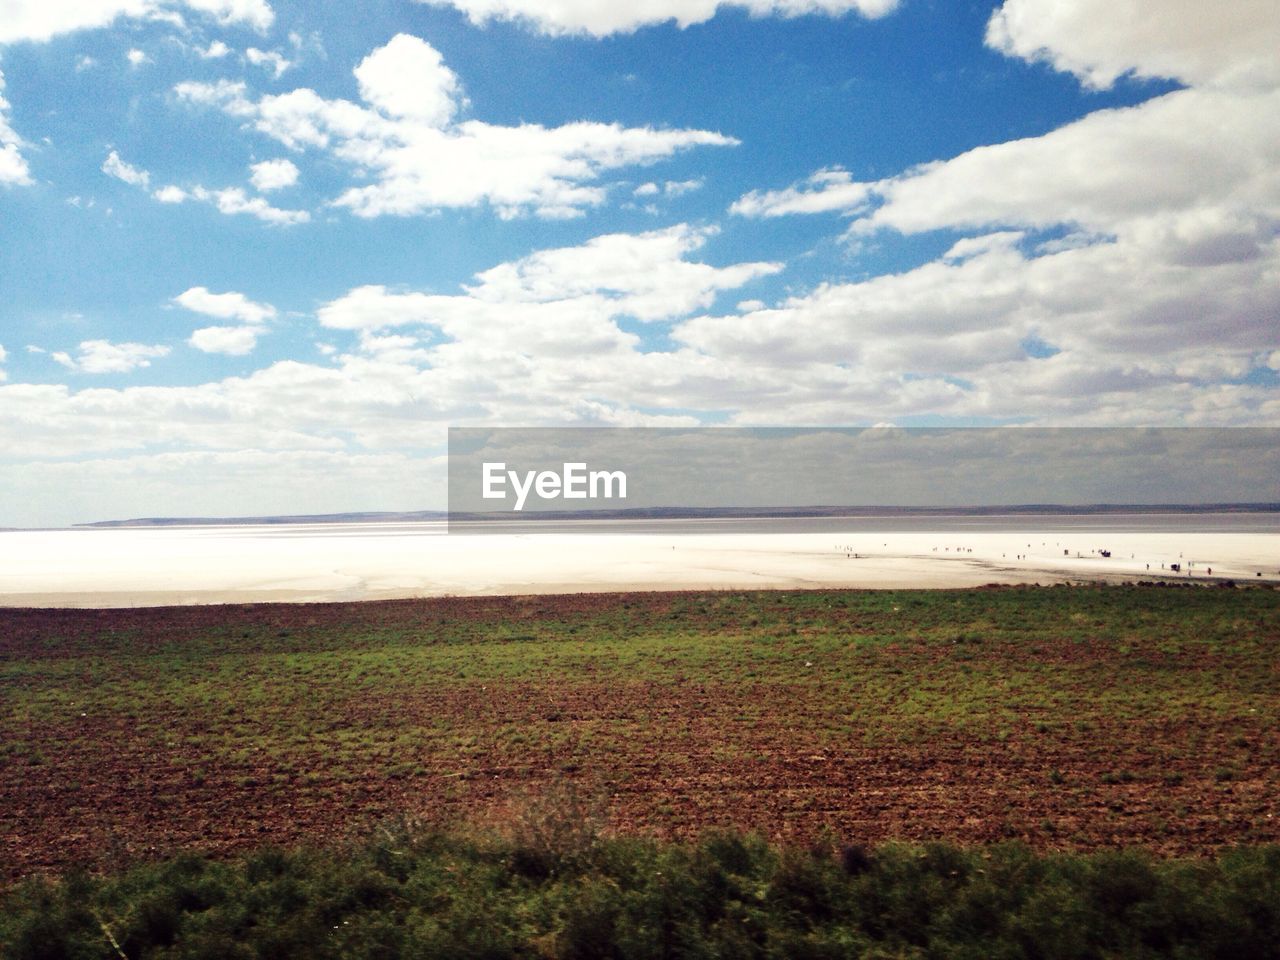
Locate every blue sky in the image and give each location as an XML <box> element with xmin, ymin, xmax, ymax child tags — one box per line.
<box><xmin>0</xmin><ymin>0</ymin><xmax>1277</xmax><ymax>524</ymax></box>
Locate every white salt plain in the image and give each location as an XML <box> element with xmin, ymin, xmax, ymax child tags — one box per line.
<box><xmin>1</xmin><ymin>516</ymin><xmax>1278</xmax><ymax>607</ymax></box>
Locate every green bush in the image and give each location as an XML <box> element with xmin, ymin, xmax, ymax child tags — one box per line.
<box><xmin>3</xmin><ymin>828</ymin><xmax>1279</xmax><ymax>959</ymax></box>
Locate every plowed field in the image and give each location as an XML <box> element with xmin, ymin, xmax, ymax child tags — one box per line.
<box><xmin>3</xmin><ymin>586</ymin><xmax>1277</xmax><ymax>882</ymax></box>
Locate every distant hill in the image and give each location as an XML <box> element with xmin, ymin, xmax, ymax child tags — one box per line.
<box><xmin>76</xmin><ymin>502</ymin><xmax>1280</xmax><ymax>527</ymax></box>
<box><xmin>77</xmin><ymin>511</ymin><xmax>449</xmax><ymax>527</ymax></box>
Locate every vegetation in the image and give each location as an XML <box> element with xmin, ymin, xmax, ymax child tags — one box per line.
<box><xmin>4</xmin><ymin>818</ymin><xmax>1279</xmax><ymax>960</ymax></box>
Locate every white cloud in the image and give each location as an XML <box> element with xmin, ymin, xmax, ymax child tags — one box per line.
<box><xmin>732</xmin><ymin>166</ymin><xmax>873</xmax><ymax>217</ymax></box>
<box><xmin>174</xmin><ymin>286</ymin><xmax>276</xmax><ymax>323</ymax></box>
<box><xmin>182</xmin><ymin>0</ymin><xmax>273</xmax><ymax>31</ymax></box>
<box><xmin>248</xmin><ymin>157</ymin><xmax>298</xmax><ymax>191</ymax></box>
<box><xmin>176</xmin><ymin>287</ymin><xmax>274</xmax><ymax>355</ymax></box>
<box><xmin>199</xmin><ymin>185</ymin><xmax>309</xmax><ymax>224</ymax></box>
<box><xmin>102</xmin><ymin>150</ymin><xmax>150</xmax><ymax>188</ymax></box>
<box><xmin>414</xmin><ymin>0</ymin><xmax>899</xmax><ymax>37</ymax></box>
<box><xmin>634</xmin><ymin>178</ymin><xmax>703</xmax><ymax>199</ymax></box>
<box><xmin>189</xmin><ymin>325</ymin><xmax>264</xmax><ymax>354</ymax></box>
<box><xmin>735</xmin><ymin>87</ymin><xmax>1280</xmax><ymax>257</ymax></box>
<box><xmin>0</xmin><ymin>226</ymin><xmax>785</xmax><ymax>477</ymax></box>
<box><xmin>101</xmin><ymin>148</ymin><xmax>308</xmax><ymax>223</ymax></box>
<box><xmin>0</xmin><ymin>70</ymin><xmax>32</xmax><ymax>187</ymax></box>
<box><xmin>317</xmin><ymin>225</ymin><xmax>781</xmax><ymax>334</ymax></box>
<box><xmin>2</xmin><ymin>217</ymin><xmax>1275</xmax><ymax>522</ymax></box>
<box><xmin>0</xmin><ymin>143</ymin><xmax>31</xmax><ymax>186</ymax></box>
<box><xmin>0</xmin><ymin>0</ymin><xmax>272</xmax><ymax>44</ymax></box>
<box><xmin>51</xmin><ymin>340</ymin><xmax>170</xmax><ymax>374</ymax></box>
<box><xmin>672</xmin><ymin>220</ymin><xmax>1280</xmax><ymax>424</ymax></box>
<box><xmin>468</xmin><ymin>224</ymin><xmax>781</xmax><ymax>319</ymax></box>
<box><xmin>126</xmin><ymin>48</ymin><xmax>151</xmax><ymax>67</ymax></box>
<box><xmin>354</xmin><ymin>33</ymin><xmax>461</xmax><ymax>127</ymax></box>
<box><xmin>199</xmin><ymin>40</ymin><xmax>231</xmax><ymax>59</ymax></box>
<box><xmin>175</xmin><ymin>36</ymin><xmax>737</xmax><ymax>219</ymax></box>
<box><xmin>246</xmin><ymin>47</ymin><xmax>292</xmax><ymax>79</ymax></box>
<box><xmin>75</xmin><ymin>55</ymin><xmax>97</xmax><ymax>71</ymax></box>
<box><xmin>156</xmin><ymin>183</ymin><xmax>310</xmax><ymax>224</ymax></box>
<box><xmin>663</xmin><ymin>178</ymin><xmax>703</xmax><ymax>196</ymax></box>
<box><xmin>986</xmin><ymin>0</ymin><xmax>1280</xmax><ymax>91</ymax></box>
<box><xmin>695</xmin><ymin>0</ymin><xmax>1280</xmax><ymax>426</ymax></box>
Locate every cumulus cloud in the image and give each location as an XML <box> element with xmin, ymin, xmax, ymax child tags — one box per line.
<box><xmin>188</xmin><ymin>325</ymin><xmax>263</xmax><ymax>355</ymax></box>
<box><xmin>182</xmin><ymin>0</ymin><xmax>273</xmax><ymax>31</ymax></box>
<box><xmin>0</xmin><ymin>70</ymin><xmax>32</xmax><ymax>187</ymax></box>
<box><xmin>414</xmin><ymin>0</ymin><xmax>899</xmax><ymax>37</ymax></box>
<box><xmin>635</xmin><ymin>178</ymin><xmax>703</xmax><ymax>199</ymax></box>
<box><xmin>0</xmin><ymin>0</ymin><xmax>272</xmax><ymax>44</ymax></box>
<box><xmin>152</xmin><ymin>183</ymin><xmax>310</xmax><ymax>224</ymax></box>
<box><xmin>318</xmin><ymin>225</ymin><xmax>781</xmax><ymax>334</ymax></box>
<box><xmin>51</xmin><ymin>340</ymin><xmax>170</xmax><ymax>374</ymax></box>
<box><xmin>986</xmin><ymin>0</ymin><xmax>1280</xmax><ymax>91</ymax></box>
<box><xmin>174</xmin><ymin>286</ymin><xmax>276</xmax><ymax>323</ymax></box>
<box><xmin>248</xmin><ymin>157</ymin><xmax>298</xmax><ymax>191</ymax></box>
<box><xmin>175</xmin><ymin>35</ymin><xmax>737</xmax><ymax>219</ymax></box>
<box><xmin>100</xmin><ymin>149</ymin><xmax>308</xmax><ymax>224</ymax></box>
<box><xmin>673</xmin><ymin>215</ymin><xmax>1280</xmax><ymax>424</ymax></box>
<box><xmin>199</xmin><ymin>40</ymin><xmax>231</xmax><ymax>59</ymax></box>
<box><xmin>175</xmin><ymin>289</ymin><xmax>271</xmax><ymax>355</ymax></box>
<box><xmin>0</xmin><ymin>227</ymin><xmax>785</xmax><ymax>483</ymax></box>
<box><xmin>736</xmin><ymin>2</ymin><xmax>1280</xmax><ymax>236</ymax></box>
<box><xmin>199</xmin><ymin>185</ymin><xmax>308</xmax><ymax>223</ymax></box>
<box><xmin>126</xmin><ymin>48</ymin><xmax>151</xmax><ymax>67</ymax></box>
<box><xmin>245</xmin><ymin>47</ymin><xmax>292</xmax><ymax>79</ymax></box>
<box><xmin>102</xmin><ymin>150</ymin><xmax>150</xmax><ymax>188</ymax></box>
<box><xmin>718</xmin><ymin>1</ymin><xmax>1280</xmax><ymax>425</ymax></box>
<box><xmin>2</xmin><ymin>218</ymin><xmax>1275</xmax><ymax>525</ymax></box>
<box><xmin>851</xmin><ymin>88</ymin><xmax>1280</xmax><ymax>241</ymax></box>
<box><xmin>731</xmin><ymin>167</ymin><xmax>873</xmax><ymax>217</ymax></box>
<box><xmin>354</xmin><ymin>33</ymin><xmax>461</xmax><ymax>127</ymax></box>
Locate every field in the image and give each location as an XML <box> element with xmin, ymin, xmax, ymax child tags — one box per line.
<box><xmin>3</xmin><ymin>584</ymin><xmax>1278</xmax><ymax>886</ymax></box>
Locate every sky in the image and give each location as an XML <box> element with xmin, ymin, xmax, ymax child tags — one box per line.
<box><xmin>0</xmin><ymin>0</ymin><xmax>1278</xmax><ymax>525</ymax></box>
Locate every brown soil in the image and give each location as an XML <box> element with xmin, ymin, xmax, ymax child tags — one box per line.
<box><xmin>1</xmin><ymin>592</ymin><xmax>1277</xmax><ymax>883</ymax></box>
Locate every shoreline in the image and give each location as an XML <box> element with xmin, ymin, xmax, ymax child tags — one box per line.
<box><xmin>0</xmin><ymin>577</ymin><xmax>1268</xmax><ymax>611</ymax></box>
<box><xmin>1</xmin><ymin>521</ymin><xmax>1277</xmax><ymax>608</ymax></box>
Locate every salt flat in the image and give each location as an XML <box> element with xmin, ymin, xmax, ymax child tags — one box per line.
<box><xmin>1</xmin><ymin>516</ymin><xmax>1277</xmax><ymax>607</ymax></box>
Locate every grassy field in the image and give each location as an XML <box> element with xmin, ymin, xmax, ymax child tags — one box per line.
<box><xmin>2</xmin><ymin>584</ymin><xmax>1278</xmax><ymax>888</ymax></box>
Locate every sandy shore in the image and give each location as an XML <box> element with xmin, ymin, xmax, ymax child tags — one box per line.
<box><xmin>1</xmin><ymin>520</ymin><xmax>1277</xmax><ymax>607</ymax></box>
